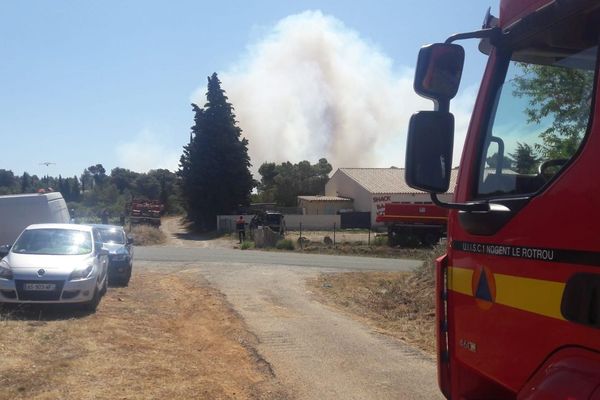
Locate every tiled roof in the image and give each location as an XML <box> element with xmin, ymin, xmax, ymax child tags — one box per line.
<box><xmin>297</xmin><ymin>195</ymin><xmax>352</xmax><ymax>202</ymax></box>
<box><xmin>336</xmin><ymin>168</ymin><xmax>458</xmax><ymax>194</ymax></box>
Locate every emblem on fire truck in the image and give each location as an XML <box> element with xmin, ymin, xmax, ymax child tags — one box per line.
<box><xmin>471</xmin><ymin>265</ymin><xmax>496</xmax><ymax>310</ymax></box>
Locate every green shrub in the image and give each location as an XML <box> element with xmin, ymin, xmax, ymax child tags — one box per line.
<box><xmin>276</xmin><ymin>239</ymin><xmax>295</xmax><ymax>250</ymax></box>
<box><xmin>372</xmin><ymin>235</ymin><xmax>388</xmax><ymax>246</ymax></box>
<box><xmin>240</xmin><ymin>241</ymin><xmax>254</xmax><ymax>250</ymax></box>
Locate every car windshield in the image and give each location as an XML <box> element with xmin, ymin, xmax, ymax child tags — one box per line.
<box><xmin>12</xmin><ymin>229</ymin><xmax>92</xmax><ymax>255</ymax></box>
<box><xmin>99</xmin><ymin>228</ymin><xmax>125</xmax><ymax>244</ymax></box>
<box><xmin>265</xmin><ymin>214</ymin><xmax>281</xmax><ymax>224</ymax></box>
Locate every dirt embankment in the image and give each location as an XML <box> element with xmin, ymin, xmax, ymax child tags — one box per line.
<box><xmin>308</xmin><ymin>271</ymin><xmax>436</xmax><ymax>354</ymax></box>
<box><xmin>0</xmin><ymin>268</ymin><xmax>289</xmax><ymax>400</ymax></box>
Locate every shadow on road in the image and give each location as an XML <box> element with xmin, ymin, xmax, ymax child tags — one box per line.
<box><xmin>0</xmin><ymin>303</ymin><xmax>93</xmax><ymax>321</ymax></box>
<box><xmin>161</xmin><ymin>216</ymin><xmax>234</xmax><ymax>249</ymax></box>
<box><xmin>174</xmin><ymin>230</ymin><xmax>222</xmax><ymax>242</ymax></box>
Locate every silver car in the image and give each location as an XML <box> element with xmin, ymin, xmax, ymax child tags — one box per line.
<box><xmin>0</xmin><ymin>224</ymin><xmax>108</xmax><ymax>311</ymax></box>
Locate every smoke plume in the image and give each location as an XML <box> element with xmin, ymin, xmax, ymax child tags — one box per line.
<box><xmin>193</xmin><ymin>11</ymin><xmax>473</xmax><ymax>172</ymax></box>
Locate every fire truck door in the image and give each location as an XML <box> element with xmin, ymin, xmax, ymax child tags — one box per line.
<box><xmin>447</xmin><ymin>42</ymin><xmax>600</xmax><ymax>391</ymax></box>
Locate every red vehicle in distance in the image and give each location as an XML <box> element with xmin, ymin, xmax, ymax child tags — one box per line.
<box><xmin>128</xmin><ymin>199</ymin><xmax>163</xmax><ymax>227</ymax></box>
<box><xmin>376</xmin><ymin>202</ymin><xmax>448</xmax><ymax>247</ymax></box>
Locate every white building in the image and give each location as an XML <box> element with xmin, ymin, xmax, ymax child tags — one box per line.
<box><xmin>324</xmin><ymin>168</ymin><xmax>457</xmax><ymax>227</ymax></box>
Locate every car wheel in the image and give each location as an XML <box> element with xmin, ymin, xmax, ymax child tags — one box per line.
<box><xmin>121</xmin><ymin>267</ymin><xmax>132</xmax><ymax>286</ymax></box>
<box><xmin>82</xmin><ymin>286</ymin><xmax>101</xmax><ymax>312</ymax></box>
<box><xmin>100</xmin><ymin>273</ymin><xmax>108</xmax><ymax>296</ymax></box>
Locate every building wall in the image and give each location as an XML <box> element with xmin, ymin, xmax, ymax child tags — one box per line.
<box><xmin>298</xmin><ymin>199</ymin><xmax>353</xmax><ymax>215</ymax></box>
<box><xmin>325</xmin><ymin>170</ymin><xmax>454</xmax><ymax>227</ymax></box>
<box><xmin>284</xmin><ymin>214</ymin><xmax>341</xmax><ymax>230</ymax></box>
<box><xmin>325</xmin><ymin>171</ymin><xmax>368</xmax><ymax>209</ymax></box>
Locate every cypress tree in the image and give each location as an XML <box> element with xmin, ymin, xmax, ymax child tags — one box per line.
<box><xmin>178</xmin><ymin>73</ymin><xmax>253</xmax><ymax>230</ymax></box>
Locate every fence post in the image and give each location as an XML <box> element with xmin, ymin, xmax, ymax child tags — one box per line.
<box><xmin>368</xmin><ymin>228</ymin><xmax>371</xmax><ymax>246</ymax></box>
<box><xmin>333</xmin><ymin>222</ymin><xmax>336</xmax><ymax>247</ymax></box>
<box><xmin>300</xmin><ymin>222</ymin><xmax>303</xmax><ymax>250</ymax></box>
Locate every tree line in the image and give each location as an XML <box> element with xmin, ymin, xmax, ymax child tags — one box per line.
<box><xmin>0</xmin><ymin>74</ymin><xmax>332</xmax><ymax>228</ymax></box>
<box><xmin>0</xmin><ymin>166</ymin><xmax>181</xmax><ymax>220</ymax></box>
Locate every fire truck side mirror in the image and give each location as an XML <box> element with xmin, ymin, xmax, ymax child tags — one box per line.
<box><xmin>405</xmin><ymin>111</ymin><xmax>454</xmax><ymax>194</ymax></box>
<box><xmin>414</xmin><ymin>43</ymin><xmax>465</xmax><ymax>103</ymax></box>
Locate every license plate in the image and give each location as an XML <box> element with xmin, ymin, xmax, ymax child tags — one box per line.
<box><xmin>23</xmin><ymin>283</ymin><xmax>56</xmax><ymax>291</ymax></box>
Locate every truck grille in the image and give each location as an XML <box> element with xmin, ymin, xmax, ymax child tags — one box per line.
<box><xmin>15</xmin><ymin>280</ymin><xmax>64</xmax><ymax>301</ymax></box>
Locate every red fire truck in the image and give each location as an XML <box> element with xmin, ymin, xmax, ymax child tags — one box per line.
<box><xmin>128</xmin><ymin>199</ymin><xmax>163</xmax><ymax>227</ymax></box>
<box><xmin>405</xmin><ymin>0</ymin><xmax>600</xmax><ymax>398</ymax></box>
<box><xmin>376</xmin><ymin>203</ymin><xmax>448</xmax><ymax>246</ymax></box>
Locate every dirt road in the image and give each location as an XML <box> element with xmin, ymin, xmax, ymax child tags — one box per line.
<box><xmin>200</xmin><ymin>262</ymin><xmax>442</xmax><ymax>400</ymax></box>
<box><xmin>157</xmin><ymin>216</ymin><xmax>442</xmax><ymax>399</ymax></box>
<box><xmin>161</xmin><ymin>216</ymin><xmax>236</xmax><ymax>248</ymax></box>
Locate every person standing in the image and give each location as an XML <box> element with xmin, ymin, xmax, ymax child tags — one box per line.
<box><xmin>236</xmin><ymin>216</ymin><xmax>246</xmax><ymax>243</ymax></box>
<box><xmin>101</xmin><ymin>209</ymin><xmax>109</xmax><ymax>225</ymax></box>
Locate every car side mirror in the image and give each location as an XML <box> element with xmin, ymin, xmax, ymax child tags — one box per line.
<box><xmin>414</xmin><ymin>43</ymin><xmax>465</xmax><ymax>103</ymax></box>
<box><xmin>405</xmin><ymin>111</ymin><xmax>454</xmax><ymax>193</ymax></box>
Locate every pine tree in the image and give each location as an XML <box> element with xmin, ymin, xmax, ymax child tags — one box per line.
<box><xmin>70</xmin><ymin>176</ymin><xmax>81</xmax><ymax>202</ymax></box>
<box><xmin>178</xmin><ymin>73</ymin><xmax>254</xmax><ymax>230</ymax></box>
<box><xmin>58</xmin><ymin>175</ymin><xmax>72</xmax><ymax>201</ymax></box>
<box><xmin>20</xmin><ymin>172</ymin><xmax>32</xmax><ymax>193</ymax></box>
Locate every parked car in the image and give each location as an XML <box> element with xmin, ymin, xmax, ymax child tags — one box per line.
<box><xmin>0</xmin><ymin>224</ymin><xmax>108</xmax><ymax>311</ymax></box>
<box><xmin>249</xmin><ymin>211</ymin><xmax>286</xmax><ymax>236</ymax></box>
<box><xmin>87</xmin><ymin>224</ymin><xmax>133</xmax><ymax>286</ymax></box>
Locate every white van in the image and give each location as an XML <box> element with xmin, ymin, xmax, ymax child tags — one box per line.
<box><xmin>0</xmin><ymin>193</ymin><xmax>71</xmax><ymax>246</ymax></box>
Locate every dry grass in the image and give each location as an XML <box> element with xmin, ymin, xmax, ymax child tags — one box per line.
<box><xmin>261</xmin><ymin>230</ymin><xmax>438</xmax><ymax>259</ymax></box>
<box><xmin>127</xmin><ymin>224</ymin><xmax>167</xmax><ymax>246</ymax></box>
<box><xmin>298</xmin><ymin>241</ymin><xmax>434</xmax><ymax>259</ymax></box>
<box><xmin>308</xmin><ymin>243</ymin><xmax>445</xmax><ymax>354</ymax></box>
<box><xmin>0</xmin><ymin>269</ymin><xmax>288</xmax><ymax>400</ymax></box>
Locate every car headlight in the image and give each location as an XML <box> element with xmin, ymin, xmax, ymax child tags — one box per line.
<box><xmin>68</xmin><ymin>265</ymin><xmax>94</xmax><ymax>281</ymax></box>
<box><xmin>111</xmin><ymin>248</ymin><xmax>129</xmax><ymax>261</ymax></box>
<box><xmin>0</xmin><ymin>259</ymin><xmax>13</xmax><ymax>280</ymax></box>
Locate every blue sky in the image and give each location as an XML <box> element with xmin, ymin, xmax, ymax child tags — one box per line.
<box><xmin>0</xmin><ymin>1</ymin><xmax>498</xmax><ymax>179</ymax></box>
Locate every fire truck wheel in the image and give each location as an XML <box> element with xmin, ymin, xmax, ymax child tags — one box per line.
<box><xmin>421</xmin><ymin>232</ymin><xmax>439</xmax><ymax>247</ymax></box>
<box><xmin>387</xmin><ymin>229</ymin><xmax>398</xmax><ymax>247</ymax></box>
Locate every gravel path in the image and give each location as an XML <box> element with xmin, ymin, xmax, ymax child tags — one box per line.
<box><xmin>151</xmin><ymin>217</ymin><xmax>443</xmax><ymax>399</ymax></box>
<box><xmin>198</xmin><ymin>262</ymin><xmax>443</xmax><ymax>400</ymax></box>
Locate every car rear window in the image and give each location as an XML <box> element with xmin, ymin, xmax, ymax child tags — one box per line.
<box><xmin>99</xmin><ymin>228</ymin><xmax>125</xmax><ymax>244</ymax></box>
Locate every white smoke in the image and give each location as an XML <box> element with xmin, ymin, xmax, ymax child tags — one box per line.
<box><xmin>116</xmin><ymin>129</ymin><xmax>180</xmax><ymax>173</ymax></box>
<box><xmin>192</xmin><ymin>11</ymin><xmax>474</xmax><ymax>171</ymax></box>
